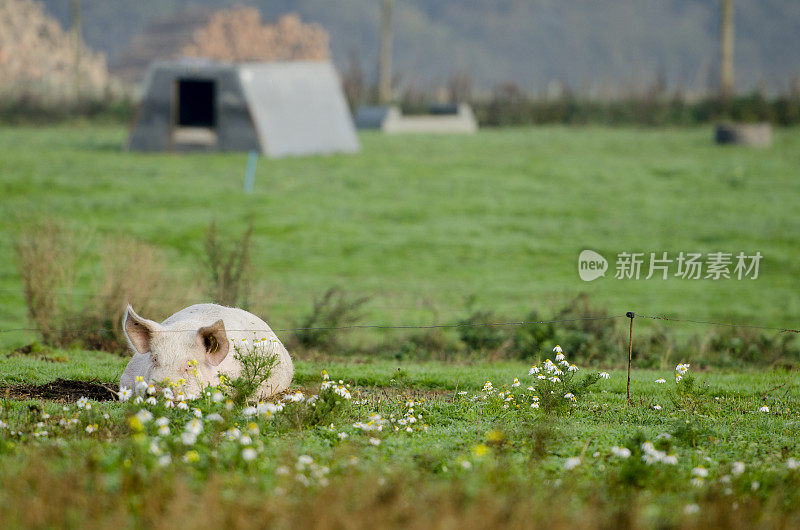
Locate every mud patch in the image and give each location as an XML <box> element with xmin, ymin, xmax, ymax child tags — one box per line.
<box><xmin>1</xmin><ymin>379</ymin><xmax>118</xmax><ymax>402</ymax></box>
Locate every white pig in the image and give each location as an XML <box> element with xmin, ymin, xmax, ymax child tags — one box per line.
<box><xmin>119</xmin><ymin>303</ymin><xmax>293</xmax><ymax>398</ymax></box>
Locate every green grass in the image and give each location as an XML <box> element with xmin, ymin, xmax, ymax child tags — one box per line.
<box><xmin>0</xmin><ymin>351</ymin><xmax>798</xmax><ymax>528</ymax></box>
<box><xmin>1</xmin><ymin>125</ymin><xmax>800</xmax><ymax>350</ymax></box>
<box><xmin>2</xmin><ymin>125</ymin><xmax>799</xmax><ymax>526</ymax></box>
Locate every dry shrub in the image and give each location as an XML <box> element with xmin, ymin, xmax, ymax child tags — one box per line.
<box><xmin>181</xmin><ymin>8</ymin><xmax>330</xmax><ymax>63</ymax></box>
<box><xmin>13</xmin><ymin>218</ymin><xmax>87</xmax><ymax>345</ymax></box>
<box><xmin>97</xmin><ymin>237</ymin><xmax>182</xmax><ymax>336</ymax></box>
<box><xmin>202</xmin><ymin>219</ymin><xmax>254</xmax><ymax>309</ymax></box>
<box><xmin>61</xmin><ymin>236</ymin><xmax>198</xmax><ymax>352</ymax></box>
<box><xmin>14</xmin><ymin>221</ymin><xmax>195</xmax><ymax>352</ymax></box>
<box><xmin>0</xmin><ymin>0</ymin><xmax>109</xmax><ymax>99</ymax></box>
<box><xmin>290</xmin><ymin>287</ymin><xmax>370</xmax><ymax>353</ymax></box>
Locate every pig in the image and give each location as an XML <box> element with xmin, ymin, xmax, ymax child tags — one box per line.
<box><xmin>119</xmin><ymin>303</ymin><xmax>293</xmax><ymax>398</ymax></box>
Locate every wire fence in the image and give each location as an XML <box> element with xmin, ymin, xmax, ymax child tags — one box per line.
<box><xmin>0</xmin><ymin>312</ymin><xmax>796</xmax><ymax>335</ymax></box>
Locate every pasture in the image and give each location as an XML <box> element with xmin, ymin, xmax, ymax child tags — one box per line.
<box><xmin>1</xmin><ymin>125</ymin><xmax>800</xmax><ymax>346</ymax></box>
<box><xmin>1</xmin><ymin>125</ymin><xmax>799</xmax><ymax>528</ymax></box>
<box><xmin>0</xmin><ymin>350</ymin><xmax>799</xmax><ymax>528</ymax></box>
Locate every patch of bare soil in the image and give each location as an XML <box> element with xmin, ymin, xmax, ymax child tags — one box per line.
<box><xmin>1</xmin><ymin>379</ymin><xmax>118</xmax><ymax>402</ymax></box>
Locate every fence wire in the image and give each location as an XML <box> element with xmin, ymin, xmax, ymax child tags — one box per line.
<box><xmin>0</xmin><ymin>315</ymin><xmax>625</xmax><ymax>335</ymax></box>
<box><xmin>0</xmin><ymin>313</ymin><xmax>797</xmax><ymax>335</ymax></box>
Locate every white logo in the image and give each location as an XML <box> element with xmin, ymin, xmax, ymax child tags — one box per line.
<box><xmin>578</xmin><ymin>250</ymin><xmax>608</xmax><ymax>281</ymax></box>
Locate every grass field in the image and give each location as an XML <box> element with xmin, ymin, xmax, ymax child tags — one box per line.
<box><xmin>1</xmin><ymin>125</ymin><xmax>800</xmax><ymax>527</ymax></box>
<box><xmin>2</xmin><ymin>125</ymin><xmax>800</xmax><ymax>351</ymax></box>
<box><xmin>1</xmin><ymin>350</ymin><xmax>799</xmax><ymax>528</ymax></box>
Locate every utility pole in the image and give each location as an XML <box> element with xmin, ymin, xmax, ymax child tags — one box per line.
<box><xmin>378</xmin><ymin>0</ymin><xmax>394</xmax><ymax>105</ymax></box>
<box><xmin>720</xmin><ymin>0</ymin><xmax>734</xmax><ymax>109</ymax></box>
<box><xmin>71</xmin><ymin>0</ymin><xmax>82</xmax><ymax>99</ymax></box>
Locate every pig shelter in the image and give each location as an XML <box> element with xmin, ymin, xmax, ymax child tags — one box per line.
<box><xmin>127</xmin><ymin>59</ymin><xmax>360</xmax><ymax>157</ymax></box>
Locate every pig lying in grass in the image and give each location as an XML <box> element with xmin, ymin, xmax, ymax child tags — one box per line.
<box><xmin>120</xmin><ymin>303</ymin><xmax>293</xmax><ymax>398</ymax></box>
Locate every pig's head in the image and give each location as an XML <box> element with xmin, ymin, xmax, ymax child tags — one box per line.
<box><xmin>123</xmin><ymin>305</ymin><xmax>229</xmax><ymax>394</ymax></box>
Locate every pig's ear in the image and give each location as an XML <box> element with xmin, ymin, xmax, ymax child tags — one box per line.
<box><xmin>123</xmin><ymin>305</ymin><xmax>161</xmax><ymax>355</ymax></box>
<box><xmin>198</xmin><ymin>319</ymin><xmax>229</xmax><ymax>366</ymax></box>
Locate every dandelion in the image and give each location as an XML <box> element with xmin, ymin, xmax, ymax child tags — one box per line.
<box><xmin>118</xmin><ymin>388</ymin><xmax>133</xmax><ymax>402</ymax></box>
<box><xmin>655</xmin><ymin>378</ymin><xmax>666</xmax><ymax>384</ymax></box>
<box><xmin>563</xmin><ymin>457</ymin><xmax>581</xmax><ymax>470</ymax></box>
<box><xmin>242</xmin><ymin>448</ymin><xmax>258</xmax><ymax>461</ymax></box>
<box><xmin>732</xmin><ymin>461</ymin><xmax>745</xmax><ymax>475</ymax></box>
<box><xmin>599</xmin><ymin>372</ymin><xmax>610</xmax><ymax>379</ymax></box>
<box><xmin>759</xmin><ymin>406</ymin><xmax>769</xmax><ymax>413</ymax></box>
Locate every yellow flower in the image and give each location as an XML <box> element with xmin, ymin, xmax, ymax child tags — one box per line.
<box><xmin>486</xmin><ymin>430</ymin><xmax>504</xmax><ymax>443</ymax></box>
<box><xmin>472</xmin><ymin>444</ymin><xmax>490</xmax><ymax>458</ymax></box>
<box><xmin>183</xmin><ymin>450</ymin><xmax>200</xmax><ymax>463</ymax></box>
<box><xmin>128</xmin><ymin>416</ymin><xmax>144</xmax><ymax>432</ymax></box>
